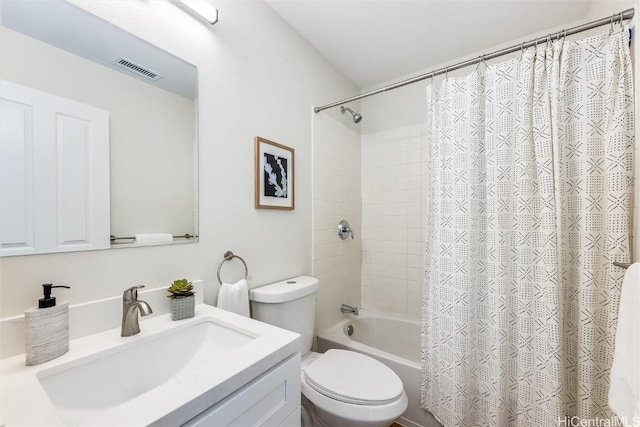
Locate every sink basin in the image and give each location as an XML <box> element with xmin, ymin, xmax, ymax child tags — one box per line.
<box><xmin>37</xmin><ymin>320</ymin><xmax>254</xmax><ymax>425</ymax></box>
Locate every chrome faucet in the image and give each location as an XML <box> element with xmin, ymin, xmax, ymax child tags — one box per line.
<box><xmin>121</xmin><ymin>285</ymin><xmax>153</xmax><ymax>337</ymax></box>
<box><xmin>340</xmin><ymin>303</ymin><xmax>359</xmax><ymax>315</ymax></box>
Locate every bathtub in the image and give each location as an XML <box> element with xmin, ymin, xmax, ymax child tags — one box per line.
<box><xmin>317</xmin><ymin>312</ymin><xmax>441</xmax><ymax>427</ymax></box>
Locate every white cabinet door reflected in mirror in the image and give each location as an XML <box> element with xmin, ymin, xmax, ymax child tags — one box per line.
<box><xmin>0</xmin><ymin>80</ymin><xmax>110</xmax><ymax>256</ymax></box>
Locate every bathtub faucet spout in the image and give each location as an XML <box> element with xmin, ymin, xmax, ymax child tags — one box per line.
<box><xmin>340</xmin><ymin>304</ymin><xmax>359</xmax><ymax>316</ymax></box>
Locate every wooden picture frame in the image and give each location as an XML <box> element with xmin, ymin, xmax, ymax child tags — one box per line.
<box><xmin>254</xmin><ymin>136</ymin><xmax>294</xmax><ymax>210</ymax></box>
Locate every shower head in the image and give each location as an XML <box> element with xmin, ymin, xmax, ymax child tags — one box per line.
<box><xmin>341</xmin><ymin>106</ymin><xmax>362</xmax><ymax>123</ymax></box>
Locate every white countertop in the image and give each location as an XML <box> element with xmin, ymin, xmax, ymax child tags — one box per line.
<box><xmin>0</xmin><ymin>304</ymin><xmax>300</xmax><ymax>426</ymax></box>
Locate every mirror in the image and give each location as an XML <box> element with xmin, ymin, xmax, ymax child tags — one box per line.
<box><xmin>0</xmin><ymin>0</ymin><xmax>198</xmax><ymax>255</ymax></box>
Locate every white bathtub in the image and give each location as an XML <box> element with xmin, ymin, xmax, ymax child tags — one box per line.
<box><xmin>317</xmin><ymin>313</ymin><xmax>441</xmax><ymax>427</ymax></box>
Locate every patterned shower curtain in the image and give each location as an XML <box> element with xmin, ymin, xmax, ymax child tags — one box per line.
<box><xmin>421</xmin><ymin>28</ymin><xmax>634</xmax><ymax>427</ymax></box>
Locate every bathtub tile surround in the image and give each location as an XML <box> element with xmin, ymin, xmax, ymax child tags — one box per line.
<box><xmin>361</xmin><ymin>124</ymin><xmax>428</xmax><ymax>321</ymax></box>
<box><xmin>312</xmin><ymin>112</ymin><xmax>362</xmax><ymax>334</ymax></box>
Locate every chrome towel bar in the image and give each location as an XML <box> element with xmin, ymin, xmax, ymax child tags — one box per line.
<box><xmin>110</xmin><ymin>233</ymin><xmax>196</xmax><ymax>242</ymax></box>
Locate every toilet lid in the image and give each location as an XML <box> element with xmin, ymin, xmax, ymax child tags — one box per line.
<box><xmin>303</xmin><ymin>349</ymin><xmax>404</xmax><ymax>405</ymax></box>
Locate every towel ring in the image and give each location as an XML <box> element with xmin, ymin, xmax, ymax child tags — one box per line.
<box><xmin>217</xmin><ymin>251</ymin><xmax>248</xmax><ymax>285</ymax></box>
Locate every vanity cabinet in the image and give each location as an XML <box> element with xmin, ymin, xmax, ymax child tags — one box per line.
<box><xmin>182</xmin><ymin>353</ymin><xmax>301</xmax><ymax>427</ymax></box>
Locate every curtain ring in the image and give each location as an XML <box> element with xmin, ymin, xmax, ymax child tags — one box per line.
<box><xmin>429</xmin><ymin>72</ymin><xmax>434</xmax><ymax>85</ymax></box>
<box><xmin>445</xmin><ymin>67</ymin><xmax>449</xmax><ymax>81</ymax></box>
<box><xmin>619</xmin><ymin>12</ymin><xmax>624</xmax><ymax>28</ymax></box>
<box><xmin>475</xmin><ymin>55</ymin><xmax>485</xmax><ymax>71</ymax></box>
<box><xmin>610</xmin><ymin>15</ymin><xmax>615</xmax><ymax>34</ymax></box>
<box><xmin>546</xmin><ymin>33</ymin><xmax>551</xmax><ymax>45</ymax></box>
<box><xmin>520</xmin><ymin>42</ymin><xmax>524</xmax><ymax>54</ymax></box>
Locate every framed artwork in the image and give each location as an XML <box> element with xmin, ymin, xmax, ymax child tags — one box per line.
<box><xmin>254</xmin><ymin>136</ymin><xmax>294</xmax><ymax>210</ymax></box>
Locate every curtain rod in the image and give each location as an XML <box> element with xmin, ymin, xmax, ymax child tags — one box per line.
<box><xmin>313</xmin><ymin>8</ymin><xmax>635</xmax><ymax>113</ymax></box>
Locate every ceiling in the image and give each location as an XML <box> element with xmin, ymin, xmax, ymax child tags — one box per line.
<box><xmin>266</xmin><ymin>1</ymin><xmax>593</xmax><ymax>88</ymax></box>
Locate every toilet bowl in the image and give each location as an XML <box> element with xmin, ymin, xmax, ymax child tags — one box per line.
<box><xmin>249</xmin><ymin>276</ymin><xmax>408</xmax><ymax>427</ymax></box>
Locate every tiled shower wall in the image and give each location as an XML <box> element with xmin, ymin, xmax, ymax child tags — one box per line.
<box><xmin>312</xmin><ymin>112</ymin><xmax>361</xmax><ymax>334</ymax></box>
<box><xmin>361</xmin><ymin>123</ymin><xmax>428</xmax><ymax>321</ymax></box>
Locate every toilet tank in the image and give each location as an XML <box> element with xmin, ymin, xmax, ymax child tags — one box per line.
<box><xmin>249</xmin><ymin>276</ymin><xmax>319</xmax><ymax>355</ymax></box>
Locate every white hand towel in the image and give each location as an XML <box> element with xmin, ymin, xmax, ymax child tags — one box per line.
<box><xmin>134</xmin><ymin>233</ymin><xmax>173</xmax><ymax>244</ymax></box>
<box><xmin>217</xmin><ymin>279</ymin><xmax>250</xmax><ymax>317</ymax></box>
<box><xmin>609</xmin><ymin>262</ymin><xmax>640</xmax><ymax>423</ymax></box>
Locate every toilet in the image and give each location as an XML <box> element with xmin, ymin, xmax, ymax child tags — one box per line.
<box><xmin>249</xmin><ymin>276</ymin><xmax>408</xmax><ymax>427</ymax></box>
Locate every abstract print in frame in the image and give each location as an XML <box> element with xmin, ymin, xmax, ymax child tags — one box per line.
<box><xmin>254</xmin><ymin>136</ymin><xmax>294</xmax><ymax>210</ymax></box>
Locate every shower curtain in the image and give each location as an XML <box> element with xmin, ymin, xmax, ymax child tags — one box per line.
<box><xmin>421</xmin><ymin>28</ymin><xmax>634</xmax><ymax>426</ymax></box>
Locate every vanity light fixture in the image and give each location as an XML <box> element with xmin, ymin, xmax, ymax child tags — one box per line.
<box><xmin>177</xmin><ymin>0</ymin><xmax>218</xmax><ymax>25</ymax></box>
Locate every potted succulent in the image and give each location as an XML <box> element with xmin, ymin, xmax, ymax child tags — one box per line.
<box><xmin>167</xmin><ymin>278</ymin><xmax>194</xmax><ymax>320</ymax></box>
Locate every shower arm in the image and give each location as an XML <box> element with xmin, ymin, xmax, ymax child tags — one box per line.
<box><xmin>340</xmin><ymin>105</ymin><xmax>363</xmax><ymax>123</ymax></box>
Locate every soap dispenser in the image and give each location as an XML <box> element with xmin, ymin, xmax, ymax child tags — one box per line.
<box><xmin>24</xmin><ymin>284</ymin><xmax>71</xmax><ymax>366</ymax></box>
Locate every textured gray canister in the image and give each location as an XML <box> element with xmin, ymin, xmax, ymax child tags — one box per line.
<box><xmin>25</xmin><ymin>302</ymin><xmax>69</xmax><ymax>366</ymax></box>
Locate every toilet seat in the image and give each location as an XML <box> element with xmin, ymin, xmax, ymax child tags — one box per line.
<box><xmin>303</xmin><ymin>349</ymin><xmax>404</xmax><ymax>405</ymax></box>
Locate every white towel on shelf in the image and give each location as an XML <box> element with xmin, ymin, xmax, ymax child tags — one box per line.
<box><xmin>217</xmin><ymin>279</ymin><xmax>250</xmax><ymax>317</ymax></box>
<box><xmin>134</xmin><ymin>233</ymin><xmax>173</xmax><ymax>244</ymax></box>
<box><xmin>609</xmin><ymin>262</ymin><xmax>640</xmax><ymax>423</ymax></box>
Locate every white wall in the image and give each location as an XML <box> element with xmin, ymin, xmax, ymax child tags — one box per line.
<box><xmin>312</xmin><ymin>110</ymin><xmax>361</xmax><ymax>334</ymax></box>
<box><xmin>358</xmin><ymin>0</ymin><xmax>638</xmax><ymax>319</ymax></box>
<box><xmin>0</xmin><ymin>0</ymin><xmax>358</xmax><ymax>319</ymax></box>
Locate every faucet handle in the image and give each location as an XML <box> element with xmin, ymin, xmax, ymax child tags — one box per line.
<box><xmin>338</xmin><ymin>219</ymin><xmax>355</xmax><ymax>240</ymax></box>
<box><xmin>123</xmin><ymin>285</ymin><xmax>145</xmax><ymax>302</ymax></box>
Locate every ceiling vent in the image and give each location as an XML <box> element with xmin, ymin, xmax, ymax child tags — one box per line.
<box><xmin>112</xmin><ymin>57</ymin><xmax>163</xmax><ymax>81</ymax></box>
